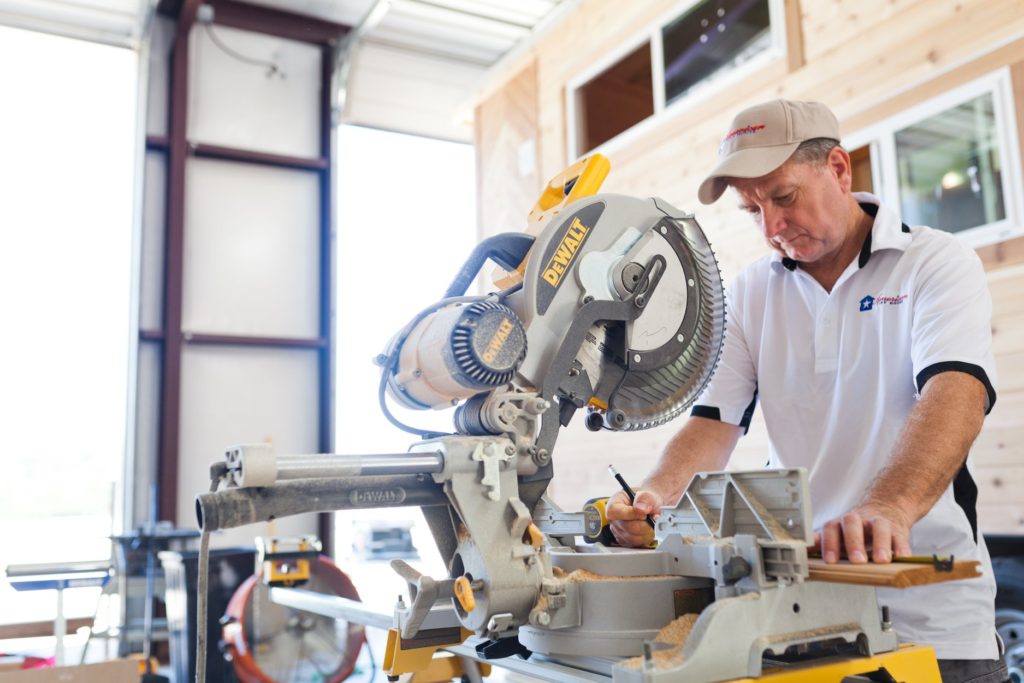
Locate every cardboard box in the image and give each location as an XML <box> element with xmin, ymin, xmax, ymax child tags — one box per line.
<box><xmin>0</xmin><ymin>660</ymin><xmax>138</xmax><ymax>683</ymax></box>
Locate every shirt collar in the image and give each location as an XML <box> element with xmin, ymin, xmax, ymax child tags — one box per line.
<box><xmin>770</xmin><ymin>192</ymin><xmax>912</xmax><ymax>273</ymax></box>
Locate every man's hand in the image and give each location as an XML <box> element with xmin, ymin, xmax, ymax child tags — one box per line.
<box><xmin>817</xmin><ymin>500</ymin><xmax>913</xmax><ymax>564</ymax></box>
<box><xmin>607</xmin><ymin>489</ymin><xmax>664</xmax><ymax>547</ymax></box>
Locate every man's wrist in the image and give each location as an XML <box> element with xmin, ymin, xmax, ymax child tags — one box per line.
<box><xmin>858</xmin><ymin>493</ymin><xmax>917</xmax><ymax>526</ymax></box>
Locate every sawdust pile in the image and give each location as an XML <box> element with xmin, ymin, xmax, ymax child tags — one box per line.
<box><xmin>620</xmin><ymin>613</ymin><xmax>698</xmax><ymax>671</ymax></box>
<box><xmin>551</xmin><ymin>566</ymin><xmax>616</xmax><ymax>582</ymax></box>
<box><xmin>550</xmin><ymin>567</ymin><xmax>675</xmax><ymax>582</ymax></box>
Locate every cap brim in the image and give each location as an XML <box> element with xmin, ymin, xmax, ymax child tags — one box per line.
<box><xmin>697</xmin><ymin>142</ymin><xmax>801</xmax><ymax>204</ymax></box>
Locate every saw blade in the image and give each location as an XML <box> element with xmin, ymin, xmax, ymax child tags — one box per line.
<box><xmin>580</xmin><ymin>212</ymin><xmax>725</xmax><ymax>431</ymax></box>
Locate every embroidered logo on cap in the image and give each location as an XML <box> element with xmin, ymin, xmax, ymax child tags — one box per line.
<box><xmin>720</xmin><ymin>124</ymin><xmax>766</xmax><ymax>153</ymax></box>
<box><xmin>723</xmin><ymin>124</ymin><xmax>766</xmax><ymax>143</ymax></box>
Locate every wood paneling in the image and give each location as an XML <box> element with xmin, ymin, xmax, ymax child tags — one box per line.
<box><xmin>476</xmin><ymin>0</ymin><xmax>1024</xmax><ymax>532</ymax></box>
<box><xmin>474</xmin><ymin>60</ymin><xmax>541</xmax><ymax>240</ymax></box>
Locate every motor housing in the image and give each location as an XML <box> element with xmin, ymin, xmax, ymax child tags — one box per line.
<box><xmin>387</xmin><ymin>301</ymin><xmax>527</xmax><ymax>410</ymax></box>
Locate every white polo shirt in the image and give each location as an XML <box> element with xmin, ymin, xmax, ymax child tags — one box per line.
<box><xmin>693</xmin><ymin>192</ymin><xmax>998</xmax><ymax>659</ymax></box>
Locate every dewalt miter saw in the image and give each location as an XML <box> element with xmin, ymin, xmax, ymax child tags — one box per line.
<box><xmin>196</xmin><ymin>155</ymin><xmax>957</xmax><ymax>682</ymax></box>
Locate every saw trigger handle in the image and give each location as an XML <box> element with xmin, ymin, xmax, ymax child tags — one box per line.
<box><xmin>527</xmin><ymin>153</ymin><xmax>610</xmax><ymax>226</ymax></box>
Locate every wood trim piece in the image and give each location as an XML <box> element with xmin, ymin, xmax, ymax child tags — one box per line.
<box><xmin>1010</xmin><ymin>60</ymin><xmax>1024</xmax><ymax>193</ymax></box>
<box><xmin>0</xmin><ymin>618</ymin><xmax>93</xmax><ymax>640</ymax></box>
<box><xmin>783</xmin><ymin>0</ymin><xmax>805</xmax><ymax>72</ymax></box>
<box><xmin>190</xmin><ymin>143</ymin><xmax>328</xmax><ymax>171</ymax></box>
<box><xmin>808</xmin><ymin>558</ymin><xmax>981</xmax><ymax>587</ymax></box>
<box><xmin>978</xmin><ymin>234</ymin><xmax>1024</xmax><ymax>271</ymax></box>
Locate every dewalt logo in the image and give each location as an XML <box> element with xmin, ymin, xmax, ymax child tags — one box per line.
<box><xmin>536</xmin><ymin>202</ymin><xmax>604</xmax><ymax>316</ymax></box>
<box><xmin>542</xmin><ymin>217</ymin><xmax>590</xmax><ymax>287</ymax></box>
<box><xmin>482</xmin><ymin>318</ymin><xmax>515</xmax><ymax>365</ymax></box>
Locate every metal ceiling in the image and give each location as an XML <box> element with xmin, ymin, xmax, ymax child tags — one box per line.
<box><xmin>248</xmin><ymin>0</ymin><xmax>561</xmax><ymax>66</ymax></box>
<box><xmin>0</xmin><ymin>0</ymin><xmax>154</xmax><ymax>46</ymax></box>
<box><xmin>0</xmin><ymin>0</ymin><xmax>566</xmax><ymax>140</ymax></box>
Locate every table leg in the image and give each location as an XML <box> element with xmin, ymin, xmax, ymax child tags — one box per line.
<box><xmin>55</xmin><ymin>586</ymin><xmax>65</xmax><ymax>666</ymax></box>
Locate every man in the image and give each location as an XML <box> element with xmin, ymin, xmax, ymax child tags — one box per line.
<box><xmin>607</xmin><ymin>99</ymin><xmax>1005</xmax><ymax>682</ymax></box>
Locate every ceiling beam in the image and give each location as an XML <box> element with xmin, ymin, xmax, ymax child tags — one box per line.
<box><xmin>157</xmin><ymin>0</ymin><xmax>350</xmax><ymax>43</ymax></box>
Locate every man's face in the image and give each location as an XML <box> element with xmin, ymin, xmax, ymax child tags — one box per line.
<box><xmin>729</xmin><ymin>148</ymin><xmax>853</xmax><ymax>264</ymax></box>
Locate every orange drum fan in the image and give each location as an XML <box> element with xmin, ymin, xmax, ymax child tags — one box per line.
<box><xmin>221</xmin><ymin>556</ymin><xmax>365</xmax><ymax>683</ymax></box>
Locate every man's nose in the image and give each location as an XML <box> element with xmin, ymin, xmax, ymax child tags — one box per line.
<box><xmin>761</xmin><ymin>206</ymin><xmax>786</xmax><ymax>238</ymax></box>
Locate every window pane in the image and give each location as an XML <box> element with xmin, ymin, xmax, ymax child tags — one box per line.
<box><xmin>895</xmin><ymin>93</ymin><xmax>1005</xmax><ymax>233</ymax></box>
<box><xmin>662</xmin><ymin>0</ymin><xmax>772</xmax><ymax>105</ymax></box>
<box><xmin>577</xmin><ymin>42</ymin><xmax>653</xmax><ymax>153</ymax></box>
<box><xmin>0</xmin><ymin>26</ymin><xmax>136</xmax><ymax>623</ymax></box>
<box><xmin>849</xmin><ymin>145</ymin><xmax>875</xmax><ymax>194</ymax></box>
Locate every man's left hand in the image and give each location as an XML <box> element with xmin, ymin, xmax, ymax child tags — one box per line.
<box><xmin>817</xmin><ymin>501</ymin><xmax>913</xmax><ymax>564</ymax></box>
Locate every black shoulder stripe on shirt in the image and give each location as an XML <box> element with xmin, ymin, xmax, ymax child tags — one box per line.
<box><xmin>690</xmin><ymin>405</ymin><xmax>721</xmax><ymax>421</ymax></box>
<box><xmin>690</xmin><ymin>390</ymin><xmax>758</xmax><ymax>435</ymax></box>
<box><xmin>953</xmin><ymin>465</ymin><xmax>979</xmax><ymax>544</ymax></box>
<box><xmin>915</xmin><ymin>361</ymin><xmax>997</xmax><ymax>415</ymax></box>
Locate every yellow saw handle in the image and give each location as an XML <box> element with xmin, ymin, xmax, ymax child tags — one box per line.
<box><xmin>527</xmin><ymin>154</ymin><xmax>610</xmax><ymax>226</ymax></box>
<box><xmin>492</xmin><ymin>153</ymin><xmax>610</xmax><ymax>289</ymax></box>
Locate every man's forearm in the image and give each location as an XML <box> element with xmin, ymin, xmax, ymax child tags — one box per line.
<box><xmin>861</xmin><ymin>371</ymin><xmax>987</xmax><ymax>524</ymax></box>
<box><xmin>642</xmin><ymin>416</ymin><xmax>742</xmax><ymax>504</ymax></box>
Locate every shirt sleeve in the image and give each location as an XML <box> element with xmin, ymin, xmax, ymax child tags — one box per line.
<box><xmin>910</xmin><ymin>235</ymin><xmax>997</xmax><ymax>413</ymax></box>
<box><xmin>690</xmin><ymin>274</ymin><xmax>760</xmax><ymax>433</ymax></box>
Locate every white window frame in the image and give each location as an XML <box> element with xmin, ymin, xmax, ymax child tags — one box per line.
<box><xmin>842</xmin><ymin>68</ymin><xmax>1024</xmax><ymax>248</ymax></box>
<box><xmin>565</xmin><ymin>0</ymin><xmax>787</xmax><ymax>162</ymax></box>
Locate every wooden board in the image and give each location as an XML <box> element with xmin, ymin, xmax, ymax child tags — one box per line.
<box><xmin>808</xmin><ymin>559</ymin><xmax>981</xmax><ymax>588</ymax></box>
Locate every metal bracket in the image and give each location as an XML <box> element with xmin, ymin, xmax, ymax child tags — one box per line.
<box><xmin>471</xmin><ymin>441</ymin><xmax>513</xmax><ymax>501</ymax></box>
<box><xmin>391</xmin><ymin>559</ymin><xmax>457</xmax><ymax>639</ymax></box>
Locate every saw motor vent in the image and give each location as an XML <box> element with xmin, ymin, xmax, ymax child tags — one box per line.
<box><xmin>449</xmin><ymin>301</ymin><xmax>527</xmax><ymax>389</ymax></box>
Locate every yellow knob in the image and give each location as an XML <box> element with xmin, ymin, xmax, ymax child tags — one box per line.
<box><xmin>524</xmin><ymin>522</ymin><xmax>545</xmax><ymax>550</ymax></box>
<box><xmin>454</xmin><ymin>576</ymin><xmax>476</xmax><ymax>613</ymax></box>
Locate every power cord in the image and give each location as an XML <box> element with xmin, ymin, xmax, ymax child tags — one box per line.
<box><xmin>202</xmin><ymin>22</ymin><xmax>284</xmax><ymax>79</ymax></box>
<box><xmin>195</xmin><ymin>468</ymin><xmax>227</xmax><ymax>683</ymax></box>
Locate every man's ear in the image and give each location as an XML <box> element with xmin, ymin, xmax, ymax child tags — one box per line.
<box><xmin>828</xmin><ymin>146</ymin><xmax>853</xmax><ymax>193</ymax></box>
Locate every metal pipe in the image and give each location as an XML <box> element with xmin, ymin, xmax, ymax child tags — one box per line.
<box><xmin>269</xmin><ymin>588</ymin><xmax>393</xmax><ymax>629</ymax></box>
<box><xmin>196</xmin><ymin>475</ymin><xmax>447</xmax><ymax>532</ymax></box>
<box><xmin>273</xmin><ymin>452</ymin><xmax>444</xmax><ymax>480</ymax></box>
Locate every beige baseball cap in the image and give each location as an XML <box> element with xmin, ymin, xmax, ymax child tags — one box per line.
<box><xmin>697</xmin><ymin>99</ymin><xmax>840</xmax><ymax>204</ymax></box>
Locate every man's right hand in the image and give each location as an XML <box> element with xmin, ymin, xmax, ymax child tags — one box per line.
<box><xmin>606</xmin><ymin>489</ymin><xmax>664</xmax><ymax>547</ymax></box>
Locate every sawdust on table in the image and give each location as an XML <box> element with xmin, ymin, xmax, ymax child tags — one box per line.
<box><xmin>550</xmin><ymin>566</ymin><xmax>675</xmax><ymax>582</ymax></box>
<box><xmin>619</xmin><ymin>613</ymin><xmax>699</xmax><ymax>671</ymax></box>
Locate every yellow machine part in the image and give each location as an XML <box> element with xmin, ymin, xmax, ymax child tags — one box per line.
<box><xmin>383</xmin><ymin>627</ymin><xmax>489</xmax><ymax>680</ymax></box>
<box><xmin>407</xmin><ymin>654</ymin><xmax>492</xmax><ymax>683</ymax></box>
<box><xmin>454</xmin><ymin>576</ymin><xmax>476</xmax><ymax>614</ymax></box>
<box><xmin>263</xmin><ymin>557</ymin><xmax>310</xmax><ymax>586</ymax></box>
<box><xmin>726</xmin><ymin>644</ymin><xmax>941</xmax><ymax>683</ymax></box>
<box><xmin>492</xmin><ymin>153</ymin><xmax>610</xmax><ymax>289</ymax></box>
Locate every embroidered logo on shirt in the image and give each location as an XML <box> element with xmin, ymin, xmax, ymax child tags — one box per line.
<box><xmin>859</xmin><ymin>294</ymin><xmax>908</xmax><ymax>312</ymax></box>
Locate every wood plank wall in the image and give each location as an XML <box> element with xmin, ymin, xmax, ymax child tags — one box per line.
<box><xmin>474</xmin><ymin>0</ymin><xmax>1024</xmax><ymax>534</ymax></box>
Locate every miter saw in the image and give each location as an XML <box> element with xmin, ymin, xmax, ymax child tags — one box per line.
<box><xmin>195</xmin><ymin>155</ymin><xmax>955</xmax><ymax>682</ymax></box>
